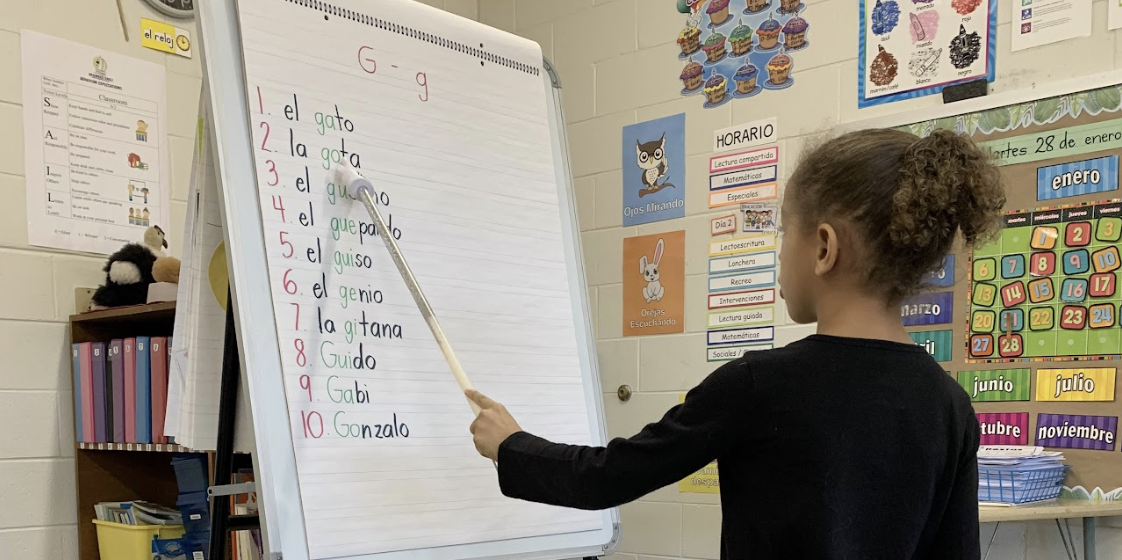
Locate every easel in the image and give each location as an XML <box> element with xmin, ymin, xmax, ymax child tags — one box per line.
<box><xmin>190</xmin><ymin>42</ymin><xmax>617</xmax><ymax>557</ymax></box>
<box><xmin>205</xmin><ymin>290</ymin><xmax>261</xmax><ymax>560</ymax></box>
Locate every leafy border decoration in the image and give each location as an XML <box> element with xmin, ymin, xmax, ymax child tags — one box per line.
<box><xmin>1060</xmin><ymin>485</ymin><xmax>1122</xmax><ymax>502</ymax></box>
<box><xmin>895</xmin><ymin>85</ymin><xmax>1122</xmax><ymax>139</ymax></box>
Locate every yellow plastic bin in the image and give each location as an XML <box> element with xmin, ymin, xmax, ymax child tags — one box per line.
<box><xmin>93</xmin><ymin>520</ymin><xmax>186</xmax><ymax>560</ymax></box>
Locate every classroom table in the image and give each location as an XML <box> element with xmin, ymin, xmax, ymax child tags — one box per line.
<box><xmin>979</xmin><ymin>500</ymin><xmax>1122</xmax><ymax>560</ymax></box>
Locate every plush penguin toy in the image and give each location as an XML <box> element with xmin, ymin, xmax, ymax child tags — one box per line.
<box><xmin>91</xmin><ymin>226</ymin><xmax>168</xmax><ymax>309</ymax></box>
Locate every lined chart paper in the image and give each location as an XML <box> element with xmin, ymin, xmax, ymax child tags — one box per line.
<box><xmin>232</xmin><ymin>0</ymin><xmax>601</xmax><ymax>556</ymax></box>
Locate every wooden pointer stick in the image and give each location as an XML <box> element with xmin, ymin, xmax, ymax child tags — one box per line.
<box><xmin>338</xmin><ymin>164</ymin><xmax>483</xmax><ymax>417</ymax></box>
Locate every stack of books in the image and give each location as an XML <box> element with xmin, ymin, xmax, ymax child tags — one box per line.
<box><xmin>94</xmin><ymin>501</ymin><xmax>182</xmax><ymax>525</ymax></box>
<box><xmin>978</xmin><ymin>445</ymin><xmax>1070</xmax><ymax>505</ymax></box>
<box><xmin>72</xmin><ymin>336</ymin><xmax>172</xmax><ymax>445</ymax></box>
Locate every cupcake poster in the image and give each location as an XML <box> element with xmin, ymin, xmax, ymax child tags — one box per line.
<box><xmin>676</xmin><ymin>0</ymin><xmax>809</xmax><ymax>109</ymax></box>
<box><xmin>857</xmin><ymin>0</ymin><xmax>996</xmax><ymax>108</ymax></box>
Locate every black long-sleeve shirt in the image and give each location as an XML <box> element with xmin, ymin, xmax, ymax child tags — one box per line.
<box><xmin>497</xmin><ymin>334</ymin><xmax>981</xmax><ymax>560</ymax></box>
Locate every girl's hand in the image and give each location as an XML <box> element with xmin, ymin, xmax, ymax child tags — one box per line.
<box><xmin>466</xmin><ymin>389</ymin><xmax>522</xmax><ymax>461</ymax></box>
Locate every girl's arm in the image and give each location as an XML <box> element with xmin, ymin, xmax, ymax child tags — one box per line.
<box><xmin>469</xmin><ymin>361</ymin><xmax>752</xmax><ymax>510</ymax></box>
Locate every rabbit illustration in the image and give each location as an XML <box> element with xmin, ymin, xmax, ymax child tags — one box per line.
<box><xmin>641</xmin><ymin>238</ymin><xmax>665</xmax><ymax>303</ymax></box>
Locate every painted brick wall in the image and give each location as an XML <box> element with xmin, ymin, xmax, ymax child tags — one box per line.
<box><xmin>476</xmin><ymin>0</ymin><xmax>1122</xmax><ymax>559</ymax></box>
<box><xmin>0</xmin><ymin>1</ymin><xmax>473</xmax><ymax>559</ymax></box>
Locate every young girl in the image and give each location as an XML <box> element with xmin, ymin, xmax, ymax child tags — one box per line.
<box><xmin>467</xmin><ymin>128</ymin><xmax>1006</xmax><ymax>559</ymax></box>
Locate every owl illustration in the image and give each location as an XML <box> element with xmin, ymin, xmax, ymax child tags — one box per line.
<box><xmin>636</xmin><ymin>134</ymin><xmax>675</xmax><ymax>196</ymax></box>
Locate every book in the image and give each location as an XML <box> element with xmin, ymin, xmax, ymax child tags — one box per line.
<box><xmin>110</xmin><ymin>340</ymin><xmax>125</xmax><ymax>443</ymax></box>
<box><xmin>124</xmin><ymin>338</ymin><xmax>137</xmax><ymax>443</ymax></box>
<box><xmin>91</xmin><ymin>342</ymin><xmax>107</xmax><ymax>443</ymax></box>
<box><xmin>136</xmin><ymin>336</ymin><xmax>152</xmax><ymax>444</ymax></box>
<box><xmin>151</xmin><ymin>337</ymin><xmax>169</xmax><ymax>444</ymax></box>
<box><xmin>79</xmin><ymin>342</ymin><xmax>94</xmax><ymax>443</ymax></box>
<box><xmin>104</xmin><ymin>344</ymin><xmax>114</xmax><ymax>443</ymax></box>
<box><xmin>94</xmin><ymin>500</ymin><xmax>182</xmax><ymax>526</ymax></box>
<box><xmin>72</xmin><ymin>344</ymin><xmax>83</xmax><ymax>443</ymax></box>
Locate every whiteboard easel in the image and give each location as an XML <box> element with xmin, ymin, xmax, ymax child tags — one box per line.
<box><xmin>192</xmin><ymin>0</ymin><xmax>620</xmax><ymax>559</ymax></box>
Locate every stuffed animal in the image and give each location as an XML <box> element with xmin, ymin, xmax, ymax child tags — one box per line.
<box><xmin>153</xmin><ymin>254</ymin><xmax>181</xmax><ymax>284</ymax></box>
<box><xmin>91</xmin><ymin>226</ymin><xmax>169</xmax><ymax>309</ymax></box>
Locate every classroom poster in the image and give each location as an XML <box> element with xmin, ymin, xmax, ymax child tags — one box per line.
<box><xmin>966</xmin><ymin>200</ymin><xmax>1122</xmax><ymax>362</ymax></box>
<box><xmin>857</xmin><ymin>0</ymin><xmax>997</xmax><ymax>108</ymax></box>
<box><xmin>674</xmin><ymin>0</ymin><xmax>811</xmax><ymax>108</ymax></box>
<box><xmin>1010</xmin><ymin>0</ymin><xmax>1090</xmax><ymax>52</ymax></box>
<box><xmin>20</xmin><ymin>31</ymin><xmax>171</xmax><ymax>255</ymax></box>
<box><xmin>623</xmin><ymin>231</ymin><xmax>685</xmax><ymax>336</ymax></box>
<box><xmin>898</xmin><ymin>82</ymin><xmax>1122</xmax><ymax>500</ymax></box>
<box><xmin>678</xmin><ymin>394</ymin><xmax>720</xmax><ymax>493</ymax></box>
<box><xmin>740</xmin><ymin>201</ymin><xmax>778</xmax><ymax>233</ymax></box>
<box><xmin>1111</xmin><ymin>0</ymin><xmax>1122</xmax><ymax>30</ymax></box>
<box><xmin>622</xmin><ymin>114</ymin><xmax>686</xmax><ymax>226</ymax></box>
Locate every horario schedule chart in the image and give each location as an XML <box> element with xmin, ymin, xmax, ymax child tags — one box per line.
<box><xmin>209</xmin><ymin>0</ymin><xmax>611</xmax><ymax>558</ymax></box>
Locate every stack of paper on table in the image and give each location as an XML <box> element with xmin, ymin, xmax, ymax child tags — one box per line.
<box><xmin>978</xmin><ymin>446</ymin><xmax>1069</xmax><ymax>506</ymax></box>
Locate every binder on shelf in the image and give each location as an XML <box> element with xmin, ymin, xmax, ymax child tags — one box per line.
<box><xmin>136</xmin><ymin>336</ymin><xmax>152</xmax><ymax>444</ymax></box>
<box><xmin>92</xmin><ymin>342</ymin><xmax>107</xmax><ymax>443</ymax></box>
<box><xmin>151</xmin><ymin>337</ymin><xmax>169</xmax><ymax>444</ymax></box>
<box><xmin>124</xmin><ymin>338</ymin><xmax>137</xmax><ymax>443</ymax></box>
<box><xmin>104</xmin><ymin>343</ymin><xmax>115</xmax><ymax>443</ymax></box>
<box><xmin>110</xmin><ymin>339</ymin><xmax>126</xmax><ymax>443</ymax></box>
<box><xmin>79</xmin><ymin>342</ymin><xmax>94</xmax><ymax>443</ymax></box>
<box><xmin>71</xmin><ymin>344</ymin><xmax>83</xmax><ymax>443</ymax></box>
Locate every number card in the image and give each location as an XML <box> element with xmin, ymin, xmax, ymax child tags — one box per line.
<box><xmin>967</xmin><ymin>201</ymin><xmax>1122</xmax><ymax>362</ymax></box>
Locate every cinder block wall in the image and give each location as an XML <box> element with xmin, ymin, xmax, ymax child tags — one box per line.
<box><xmin>476</xmin><ymin>1</ymin><xmax>1122</xmax><ymax>559</ymax></box>
<box><xmin>0</xmin><ymin>1</ymin><xmax>474</xmax><ymax>558</ymax></box>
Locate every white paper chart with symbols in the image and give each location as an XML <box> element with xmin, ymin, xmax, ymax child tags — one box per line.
<box><xmin>235</xmin><ymin>0</ymin><xmax>600</xmax><ymax>557</ymax></box>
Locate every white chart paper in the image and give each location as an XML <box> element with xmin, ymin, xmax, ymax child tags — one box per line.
<box><xmin>231</xmin><ymin>0</ymin><xmax>602</xmax><ymax>557</ymax></box>
<box><xmin>1109</xmin><ymin>0</ymin><xmax>1122</xmax><ymax>29</ymax></box>
<box><xmin>1010</xmin><ymin>0</ymin><xmax>1091</xmax><ymax>51</ymax></box>
<box><xmin>20</xmin><ymin>31</ymin><xmax>170</xmax><ymax>255</ymax></box>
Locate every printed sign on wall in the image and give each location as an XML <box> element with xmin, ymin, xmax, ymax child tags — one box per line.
<box><xmin>909</xmin><ymin>329</ymin><xmax>954</xmax><ymax>362</ymax></box>
<box><xmin>622</xmin><ymin>114</ymin><xmax>686</xmax><ymax>226</ymax></box>
<box><xmin>623</xmin><ymin>231</ymin><xmax>685</xmax><ymax>336</ymax></box>
<box><xmin>1036</xmin><ymin>155</ymin><xmax>1119</xmax><ymax>201</ymax></box>
<box><xmin>900</xmin><ymin>291</ymin><xmax>954</xmax><ymax>326</ymax></box>
<box><xmin>957</xmin><ymin>369</ymin><xmax>1031</xmax><ymax>402</ymax></box>
<box><xmin>977</xmin><ymin>412</ymin><xmax>1029</xmax><ymax>445</ymax></box>
<box><xmin>678</xmin><ymin>394</ymin><xmax>719</xmax><ymax>493</ymax></box>
<box><xmin>1035</xmin><ymin>414</ymin><xmax>1118</xmax><ymax>451</ymax></box>
<box><xmin>858</xmin><ymin>0</ymin><xmax>997</xmax><ymax>107</ymax></box>
<box><xmin>924</xmin><ymin>254</ymin><xmax>956</xmax><ymax>287</ymax></box>
<box><xmin>1034</xmin><ymin>368</ymin><xmax>1117</xmax><ymax>402</ymax></box>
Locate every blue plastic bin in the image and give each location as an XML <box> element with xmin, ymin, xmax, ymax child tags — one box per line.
<box><xmin>978</xmin><ymin>466</ymin><xmax>1070</xmax><ymax>504</ymax></box>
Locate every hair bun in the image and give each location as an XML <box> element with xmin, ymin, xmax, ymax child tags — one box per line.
<box><xmin>891</xmin><ymin>129</ymin><xmax>1006</xmax><ymax>252</ymax></box>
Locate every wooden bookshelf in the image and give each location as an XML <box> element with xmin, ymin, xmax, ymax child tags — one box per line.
<box><xmin>69</xmin><ymin>302</ymin><xmax>208</xmax><ymax>560</ymax></box>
